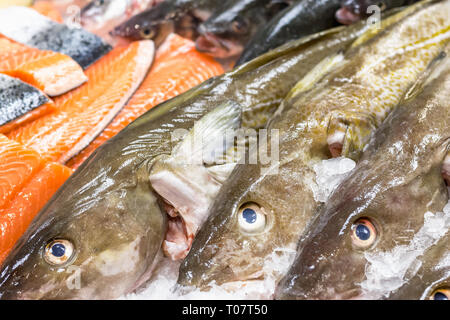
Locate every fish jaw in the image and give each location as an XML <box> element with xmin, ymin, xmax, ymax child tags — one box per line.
<box><xmin>149</xmin><ymin>161</ymin><xmax>226</xmax><ymax>260</ymax></box>
<box><xmin>177</xmin><ymin>157</ymin><xmax>318</xmax><ymax>290</ymax></box>
<box><xmin>335</xmin><ymin>7</ymin><xmax>362</xmax><ymax>24</ymax></box>
<box><xmin>0</xmin><ymin>157</ymin><xmax>167</xmax><ymax>300</ymax></box>
<box><xmin>195</xmin><ymin>33</ymin><xmax>244</xmax><ymax>59</ymax></box>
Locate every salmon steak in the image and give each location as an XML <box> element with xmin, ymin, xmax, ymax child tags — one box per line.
<box><xmin>0</xmin><ymin>36</ymin><xmax>87</xmax><ymax>97</ymax></box>
<box><xmin>0</xmin><ymin>6</ymin><xmax>112</xmax><ymax>69</ymax></box>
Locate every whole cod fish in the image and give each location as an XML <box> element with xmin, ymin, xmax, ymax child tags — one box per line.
<box><xmin>195</xmin><ymin>0</ymin><xmax>291</xmax><ymax>59</ymax></box>
<box><xmin>0</xmin><ymin>21</ymin><xmax>367</xmax><ymax>299</ymax></box>
<box><xmin>236</xmin><ymin>0</ymin><xmax>341</xmax><ymax>65</ymax></box>
<box><xmin>275</xmin><ymin>51</ymin><xmax>450</xmax><ymax>300</ymax></box>
<box><xmin>178</xmin><ymin>0</ymin><xmax>450</xmax><ymax>293</ymax></box>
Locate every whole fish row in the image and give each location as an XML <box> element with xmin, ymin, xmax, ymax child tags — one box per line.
<box><xmin>0</xmin><ymin>0</ymin><xmax>449</xmax><ymax>301</ymax></box>
<box><xmin>110</xmin><ymin>0</ymin><xmax>427</xmax><ymax>63</ymax></box>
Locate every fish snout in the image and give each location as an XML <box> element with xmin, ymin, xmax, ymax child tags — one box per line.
<box><xmin>195</xmin><ymin>33</ymin><xmax>243</xmax><ymax>59</ymax></box>
<box><xmin>335</xmin><ymin>7</ymin><xmax>362</xmax><ymax>25</ymax></box>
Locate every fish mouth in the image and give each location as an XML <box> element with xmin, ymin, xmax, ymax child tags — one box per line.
<box><xmin>195</xmin><ymin>33</ymin><xmax>243</xmax><ymax>59</ymax></box>
<box><xmin>335</xmin><ymin>7</ymin><xmax>362</xmax><ymax>25</ymax></box>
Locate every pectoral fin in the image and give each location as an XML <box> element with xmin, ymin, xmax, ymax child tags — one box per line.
<box><xmin>327</xmin><ymin>110</ymin><xmax>377</xmax><ymax>160</ymax></box>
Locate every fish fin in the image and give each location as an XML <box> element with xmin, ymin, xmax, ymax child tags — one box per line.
<box><xmin>327</xmin><ymin>110</ymin><xmax>377</xmax><ymax>161</ymax></box>
<box><xmin>285</xmin><ymin>52</ymin><xmax>346</xmax><ymax>101</ymax></box>
<box><xmin>172</xmin><ymin>100</ymin><xmax>242</xmax><ymax>165</ymax></box>
<box><xmin>350</xmin><ymin>0</ymin><xmax>434</xmax><ymax>49</ymax></box>
<box><xmin>404</xmin><ymin>50</ymin><xmax>448</xmax><ymax>102</ymax></box>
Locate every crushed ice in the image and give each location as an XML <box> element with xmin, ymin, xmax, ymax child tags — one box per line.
<box><xmin>311</xmin><ymin>157</ymin><xmax>356</xmax><ymax>202</ymax></box>
<box><xmin>359</xmin><ymin>200</ymin><xmax>450</xmax><ymax>299</ymax></box>
<box><xmin>123</xmin><ymin>158</ymin><xmax>448</xmax><ymax>300</ymax></box>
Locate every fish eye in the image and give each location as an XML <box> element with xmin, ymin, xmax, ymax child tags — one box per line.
<box><xmin>44</xmin><ymin>239</ymin><xmax>75</xmax><ymax>266</ymax></box>
<box><xmin>96</xmin><ymin>0</ymin><xmax>105</xmax><ymax>6</ymax></box>
<box><xmin>237</xmin><ymin>202</ymin><xmax>266</xmax><ymax>234</ymax></box>
<box><xmin>377</xmin><ymin>2</ymin><xmax>386</xmax><ymax>11</ymax></box>
<box><xmin>140</xmin><ymin>27</ymin><xmax>155</xmax><ymax>39</ymax></box>
<box><xmin>231</xmin><ymin>17</ymin><xmax>248</xmax><ymax>34</ymax></box>
<box><xmin>351</xmin><ymin>218</ymin><xmax>377</xmax><ymax>249</ymax></box>
<box><xmin>431</xmin><ymin>288</ymin><xmax>450</xmax><ymax>300</ymax></box>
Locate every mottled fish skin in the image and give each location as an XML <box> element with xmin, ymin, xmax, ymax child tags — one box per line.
<box><xmin>110</xmin><ymin>0</ymin><xmax>220</xmax><ymax>45</ymax></box>
<box><xmin>0</xmin><ymin>6</ymin><xmax>111</xmax><ymax>69</ymax></box>
<box><xmin>386</xmin><ymin>233</ymin><xmax>450</xmax><ymax>300</ymax></box>
<box><xmin>236</xmin><ymin>0</ymin><xmax>341</xmax><ymax>65</ymax></box>
<box><xmin>196</xmin><ymin>0</ymin><xmax>291</xmax><ymax>59</ymax></box>
<box><xmin>0</xmin><ymin>22</ymin><xmax>367</xmax><ymax>300</ymax></box>
<box><xmin>276</xmin><ymin>51</ymin><xmax>450</xmax><ymax>300</ymax></box>
<box><xmin>336</xmin><ymin>0</ymin><xmax>421</xmax><ymax>24</ymax></box>
<box><xmin>178</xmin><ymin>0</ymin><xmax>450</xmax><ymax>291</ymax></box>
<box><xmin>0</xmin><ymin>74</ymin><xmax>49</xmax><ymax>127</ymax></box>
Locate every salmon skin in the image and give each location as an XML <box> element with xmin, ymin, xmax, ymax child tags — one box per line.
<box><xmin>68</xmin><ymin>33</ymin><xmax>224</xmax><ymax>169</ymax></box>
<box><xmin>0</xmin><ymin>74</ymin><xmax>50</xmax><ymax>127</ymax></box>
<box><xmin>0</xmin><ymin>36</ymin><xmax>88</xmax><ymax>97</ymax></box>
<box><xmin>8</xmin><ymin>40</ymin><xmax>155</xmax><ymax>164</ymax></box>
<box><xmin>0</xmin><ymin>6</ymin><xmax>112</xmax><ymax>69</ymax></box>
<box><xmin>0</xmin><ymin>134</ymin><xmax>72</xmax><ymax>265</ymax></box>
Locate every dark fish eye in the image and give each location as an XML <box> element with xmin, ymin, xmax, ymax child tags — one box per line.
<box><xmin>355</xmin><ymin>224</ymin><xmax>370</xmax><ymax>240</ymax></box>
<box><xmin>139</xmin><ymin>27</ymin><xmax>155</xmax><ymax>39</ymax></box>
<box><xmin>243</xmin><ymin>208</ymin><xmax>257</xmax><ymax>223</ymax></box>
<box><xmin>237</xmin><ymin>202</ymin><xmax>267</xmax><ymax>233</ymax></box>
<box><xmin>44</xmin><ymin>239</ymin><xmax>75</xmax><ymax>266</ymax></box>
<box><xmin>96</xmin><ymin>0</ymin><xmax>105</xmax><ymax>6</ymax></box>
<box><xmin>431</xmin><ymin>288</ymin><xmax>450</xmax><ymax>300</ymax></box>
<box><xmin>231</xmin><ymin>17</ymin><xmax>248</xmax><ymax>34</ymax></box>
<box><xmin>377</xmin><ymin>2</ymin><xmax>387</xmax><ymax>11</ymax></box>
<box><xmin>351</xmin><ymin>218</ymin><xmax>377</xmax><ymax>249</ymax></box>
<box><xmin>51</xmin><ymin>243</ymin><xmax>66</xmax><ymax>257</ymax></box>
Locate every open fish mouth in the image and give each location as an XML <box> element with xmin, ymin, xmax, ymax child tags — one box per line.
<box><xmin>335</xmin><ymin>7</ymin><xmax>362</xmax><ymax>24</ymax></box>
<box><xmin>195</xmin><ymin>33</ymin><xmax>243</xmax><ymax>59</ymax></box>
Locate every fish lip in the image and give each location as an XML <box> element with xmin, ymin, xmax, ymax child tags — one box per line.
<box><xmin>196</xmin><ymin>33</ymin><xmax>230</xmax><ymax>53</ymax></box>
<box><xmin>335</xmin><ymin>7</ymin><xmax>362</xmax><ymax>25</ymax></box>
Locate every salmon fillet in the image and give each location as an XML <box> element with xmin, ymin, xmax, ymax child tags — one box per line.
<box><xmin>8</xmin><ymin>40</ymin><xmax>155</xmax><ymax>163</ymax></box>
<box><xmin>67</xmin><ymin>34</ymin><xmax>224</xmax><ymax>169</ymax></box>
<box><xmin>0</xmin><ymin>134</ymin><xmax>72</xmax><ymax>265</ymax></box>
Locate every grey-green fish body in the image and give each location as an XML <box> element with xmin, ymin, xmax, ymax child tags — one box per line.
<box><xmin>196</xmin><ymin>0</ymin><xmax>292</xmax><ymax>59</ymax></box>
<box><xmin>336</xmin><ymin>0</ymin><xmax>421</xmax><ymax>24</ymax></box>
<box><xmin>236</xmin><ymin>0</ymin><xmax>342</xmax><ymax>65</ymax></box>
<box><xmin>178</xmin><ymin>0</ymin><xmax>450</xmax><ymax>291</ymax></box>
<box><xmin>0</xmin><ymin>21</ymin><xmax>367</xmax><ymax>300</ymax></box>
<box><xmin>275</xmin><ymin>49</ymin><xmax>450</xmax><ymax>300</ymax></box>
<box><xmin>385</xmin><ymin>231</ymin><xmax>450</xmax><ymax>300</ymax></box>
<box><xmin>110</xmin><ymin>0</ymin><xmax>221</xmax><ymax>45</ymax></box>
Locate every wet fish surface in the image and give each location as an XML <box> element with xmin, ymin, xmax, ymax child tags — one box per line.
<box><xmin>275</xmin><ymin>49</ymin><xmax>450</xmax><ymax>300</ymax></box>
<box><xmin>0</xmin><ymin>22</ymin><xmax>367</xmax><ymax>299</ymax></box>
<box><xmin>111</xmin><ymin>0</ymin><xmax>222</xmax><ymax>46</ymax></box>
<box><xmin>0</xmin><ymin>6</ymin><xmax>112</xmax><ymax>69</ymax></box>
<box><xmin>196</xmin><ymin>0</ymin><xmax>292</xmax><ymax>59</ymax></box>
<box><xmin>236</xmin><ymin>0</ymin><xmax>341</xmax><ymax>65</ymax></box>
<box><xmin>386</xmin><ymin>230</ymin><xmax>450</xmax><ymax>300</ymax></box>
<box><xmin>336</xmin><ymin>0</ymin><xmax>420</xmax><ymax>24</ymax></box>
<box><xmin>177</xmin><ymin>0</ymin><xmax>450</xmax><ymax>293</ymax></box>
